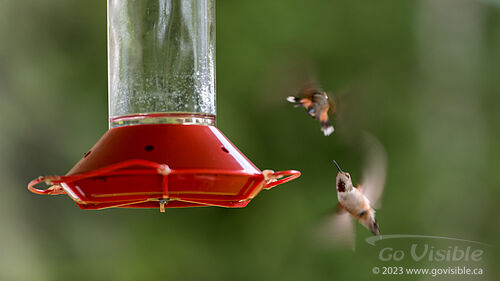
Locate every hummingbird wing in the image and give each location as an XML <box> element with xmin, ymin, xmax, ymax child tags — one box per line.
<box><xmin>313</xmin><ymin>204</ymin><xmax>356</xmax><ymax>251</ymax></box>
<box><xmin>360</xmin><ymin>132</ymin><xmax>387</xmax><ymax>209</ymax></box>
<box><xmin>328</xmin><ymin>96</ymin><xmax>337</xmax><ymax>115</ymax></box>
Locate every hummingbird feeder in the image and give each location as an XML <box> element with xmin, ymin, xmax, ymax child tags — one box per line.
<box><xmin>28</xmin><ymin>0</ymin><xmax>300</xmax><ymax>211</ymax></box>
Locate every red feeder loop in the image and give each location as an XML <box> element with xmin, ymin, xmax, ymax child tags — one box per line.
<box><xmin>28</xmin><ymin>0</ymin><xmax>300</xmax><ymax>211</ymax></box>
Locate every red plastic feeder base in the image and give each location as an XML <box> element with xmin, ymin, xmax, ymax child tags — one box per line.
<box><xmin>28</xmin><ymin>124</ymin><xmax>300</xmax><ymax>211</ymax></box>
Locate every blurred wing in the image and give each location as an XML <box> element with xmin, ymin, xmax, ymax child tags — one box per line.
<box><xmin>300</xmin><ymin>84</ymin><xmax>322</xmax><ymax>97</ymax></box>
<box><xmin>360</xmin><ymin>132</ymin><xmax>387</xmax><ymax>208</ymax></box>
<box><xmin>328</xmin><ymin>97</ymin><xmax>337</xmax><ymax>115</ymax></box>
<box><xmin>313</xmin><ymin>209</ymin><xmax>356</xmax><ymax>251</ymax></box>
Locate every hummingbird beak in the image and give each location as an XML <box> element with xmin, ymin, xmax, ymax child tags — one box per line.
<box><xmin>333</xmin><ymin>160</ymin><xmax>343</xmax><ymax>173</ymax></box>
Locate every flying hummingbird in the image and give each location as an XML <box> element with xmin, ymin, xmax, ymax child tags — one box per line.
<box><xmin>333</xmin><ymin>160</ymin><xmax>381</xmax><ymax>235</ymax></box>
<box><xmin>286</xmin><ymin>86</ymin><xmax>336</xmax><ymax>136</ymax></box>
<box><xmin>315</xmin><ymin>133</ymin><xmax>386</xmax><ymax>249</ymax></box>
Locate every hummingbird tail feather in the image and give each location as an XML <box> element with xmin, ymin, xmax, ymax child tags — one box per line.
<box><xmin>286</xmin><ymin>96</ymin><xmax>301</xmax><ymax>105</ymax></box>
<box><xmin>321</xmin><ymin>121</ymin><xmax>334</xmax><ymax>136</ymax></box>
<box><xmin>286</xmin><ymin>96</ymin><xmax>307</xmax><ymax>108</ymax></box>
<box><xmin>371</xmin><ymin>221</ymin><xmax>381</xmax><ymax>236</ymax></box>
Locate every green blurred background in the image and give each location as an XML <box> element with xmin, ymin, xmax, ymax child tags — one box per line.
<box><xmin>1</xmin><ymin>0</ymin><xmax>499</xmax><ymax>280</ymax></box>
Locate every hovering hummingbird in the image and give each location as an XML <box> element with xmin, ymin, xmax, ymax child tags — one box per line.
<box><xmin>315</xmin><ymin>133</ymin><xmax>386</xmax><ymax>249</ymax></box>
<box><xmin>333</xmin><ymin>160</ymin><xmax>381</xmax><ymax>235</ymax></box>
<box><xmin>286</xmin><ymin>86</ymin><xmax>336</xmax><ymax>136</ymax></box>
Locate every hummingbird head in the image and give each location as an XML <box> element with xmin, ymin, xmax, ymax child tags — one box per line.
<box><xmin>333</xmin><ymin>160</ymin><xmax>353</xmax><ymax>193</ymax></box>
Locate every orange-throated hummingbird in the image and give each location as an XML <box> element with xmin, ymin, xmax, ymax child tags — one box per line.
<box><xmin>316</xmin><ymin>133</ymin><xmax>386</xmax><ymax>249</ymax></box>
<box><xmin>333</xmin><ymin>160</ymin><xmax>381</xmax><ymax>235</ymax></box>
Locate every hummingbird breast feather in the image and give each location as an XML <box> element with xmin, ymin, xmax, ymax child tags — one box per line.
<box><xmin>338</xmin><ymin>189</ymin><xmax>371</xmax><ymax>218</ymax></box>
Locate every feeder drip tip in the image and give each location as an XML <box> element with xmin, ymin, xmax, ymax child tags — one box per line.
<box><xmin>159</xmin><ymin>199</ymin><xmax>169</xmax><ymax>213</ymax></box>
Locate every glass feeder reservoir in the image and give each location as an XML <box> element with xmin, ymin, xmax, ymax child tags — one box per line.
<box><xmin>108</xmin><ymin>0</ymin><xmax>216</xmax><ymax>127</ymax></box>
<box><xmin>28</xmin><ymin>0</ymin><xmax>300</xmax><ymax>211</ymax></box>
